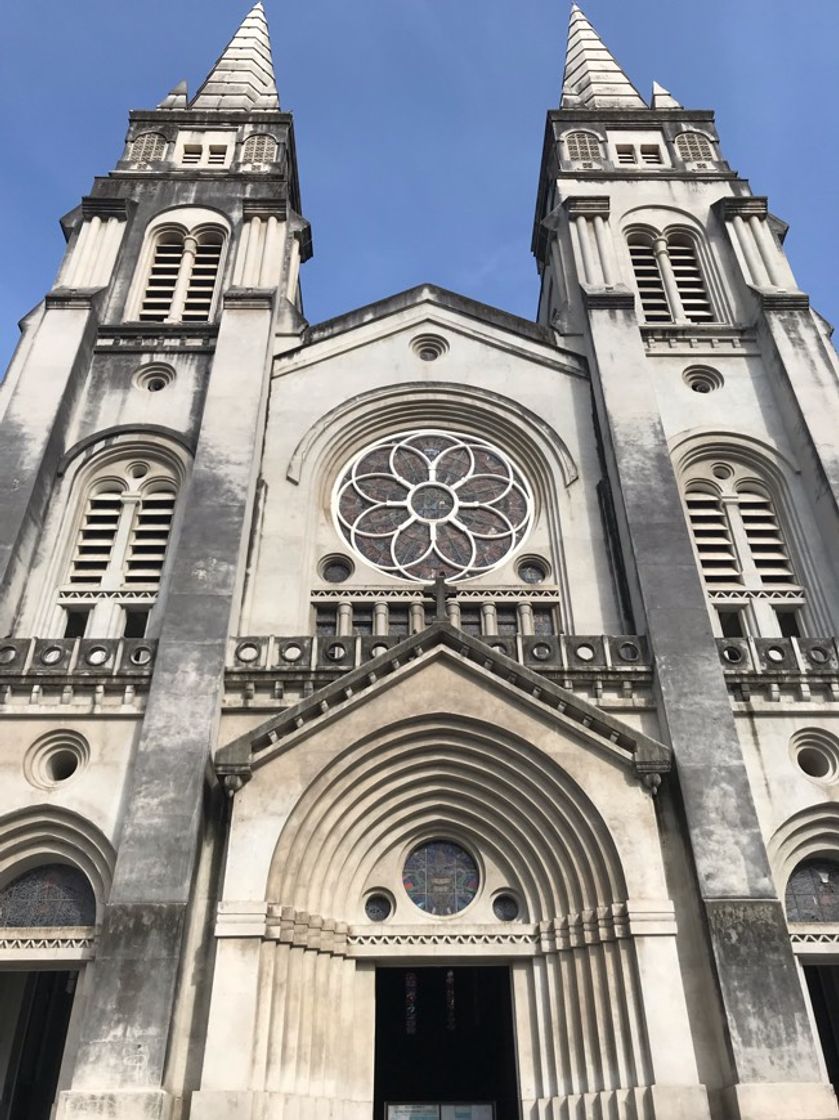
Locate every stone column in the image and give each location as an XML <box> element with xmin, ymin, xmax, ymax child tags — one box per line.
<box><xmin>57</xmin><ymin>289</ymin><xmax>277</xmax><ymax>1120</ymax></box>
<box><xmin>582</xmin><ymin>288</ymin><xmax>837</xmax><ymax>1120</ymax></box>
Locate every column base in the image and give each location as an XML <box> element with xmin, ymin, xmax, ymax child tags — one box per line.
<box><xmin>189</xmin><ymin>1090</ymin><xmax>370</xmax><ymax>1120</ymax></box>
<box><xmin>521</xmin><ymin>1085</ymin><xmax>710</xmax><ymax>1119</ymax></box>
<box><xmin>720</xmin><ymin>1082</ymin><xmax>839</xmax><ymax>1120</ymax></box>
<box><xmin>56</xmin><ymin>1090</ymin><xmax>173</xmax><ymax>1120</ymax></box>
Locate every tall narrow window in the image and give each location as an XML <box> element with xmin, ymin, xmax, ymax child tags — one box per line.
<box><xmin>182</xmin><ymin>232</ymin><xmax>223</xmax><ymax>322</ymax></box>
<box><xmin>666</xmin><ymin>233</ymin><xmax>712</xmax><ymax>322</ymax></box>
<box><xmin>139</xmin><ymin>233</ymin><xmax>185</xmax><ymax>322</ymax></box>
<box><xmin>564</xmin><ymin>131</ymin><xmax>601</xmax><ymax>163</ymax></box>
<box><xmin>242</xmin><ymin>133</ymin><xmax>278</xmax><ymax>164</ymax></box>
<box><xmin>627</xmin><ymin>233</ymin><xmax>669</xmax><ymax>322</ymax></box>
<box><xmin>684</xmin><ymin>486</ymin><xmax>739</xmax><ymax>585</ymax></box>
<box><xmin>736</xmin><ymin>486</ymin><xmax>795</xmax><ymax>585</ymax></box>
<box><xmin>675</xmin><ymin>132</ymin><xmax>715</xmax><ymax>163</ymax></box>
<box><xmin>58</xmin><ymin>454</ymin><xmax>180</xmax><ymax>634</ymax></box>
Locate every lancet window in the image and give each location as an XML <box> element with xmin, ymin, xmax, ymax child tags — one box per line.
<box><xmin>626</xmin><ymin>229</ymin><xmax>713</xmax><ymax>323</ymax></box>
<box><xmin>138</xmin><ymin>225</ymin><xmax>224</xmax><ymax>323</ymax></box>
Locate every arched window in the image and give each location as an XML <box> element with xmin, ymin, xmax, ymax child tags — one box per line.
<box><xmin>675</xmin><ymin>132</ymin><xmax>715</xmax><ymax>163</ymax></box>
<box><xmin>56</xmin><ymin>452</ymin><xmax>180</xmax><ymax>638</ymax></box>
<box><xmin>0</xmin><ymin>864</ymin><xmax>96</xmax><ymax>926</ymax></box>
<box><xmin>564</xmin><ymin>131</ymin><xmax>601</xmax><ymax>163</ymax></box>
<box><xmin>682</xmin><ymin>459</ymin><xmax>803</xmax><ymax>638</ymax></box>
<box><xmin>242</xmin><ymin>133</ymin><xmax>278</xmax><ymax>164</ymax></box>
<box><xmin>137</xmin><ymin>224</ymin><xmax>226</xmax><ymax>323</ymax></box>
<box><xmin>626</xmin><ymin>233</ymin><xmax>669</xmax><ymax>322</ymax></box>
<box><xmin>130</xmin><ymin>132</ymin><xmax>167</xmax><ymax>162</ymax></box>
<box><xmin>666</xmin><ymin>232</ymin><xmax>712</xmax><ymax>322</ymax></box>
<box><xmin>786</xmin><ymin>860</ymin><xmax>839</xmax><ymax>923</ymax></box>
<box><xmin>626</xmin><ymin>229</ymin><xmax>713</xmax><ymax>323</ymax></box>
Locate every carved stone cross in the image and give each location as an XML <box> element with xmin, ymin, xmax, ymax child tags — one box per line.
<box><xmin>424</xmin><ymin>571</ymin><xmax>456</xmax><ymax>622</ymax></box>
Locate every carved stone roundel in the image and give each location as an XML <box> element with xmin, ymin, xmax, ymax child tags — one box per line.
<box><xmin>334</xmin><ymin>430</ymin><xmax>533</xmax><ymax>583</ymax></box>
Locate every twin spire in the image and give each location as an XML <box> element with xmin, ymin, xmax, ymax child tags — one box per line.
<box><xmin>158</xmin><ymin>2</ymin><xmax>280</xmax><ymax>112</ymax></box>
<box><xmin>157</xmin><ymin>3</ymin><xmax>676</xmax><ymax>116</ymax></box>
<box><xmin>561</xmin><ymin>3</ymin><xmax>680</xmax><ymax>110</ymax></box>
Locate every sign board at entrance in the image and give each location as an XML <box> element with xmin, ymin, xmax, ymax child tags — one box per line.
<box><xmin>387</xmin><ymin>1104</ymin><xmax>494</xmax><ymax>1120</ymax></box>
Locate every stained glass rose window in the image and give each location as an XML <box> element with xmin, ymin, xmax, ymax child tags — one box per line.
<box><xmin>334</xmin><ymin>430</ymin><xmax>533</xmax><ymax>582</ymax></box>
<box><xmin>403</xmin><ymin>840</ymin><xmax>479</xmax><ymax>916</ymax></box>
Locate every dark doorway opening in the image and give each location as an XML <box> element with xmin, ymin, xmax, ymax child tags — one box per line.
<box><xmin>374</xmin><ymin>966</ymin><xmax>519</xmax><ymax>1120</ymax></box>
<box><xmin>0</xmin><ymin>970</ymin><xmax>78</xmax><ymax>1120</ymax></box>
<box><xmin>804</xmin><ymin>964</ymin><xmax>839</xmax><ymax>1097</ymax></box>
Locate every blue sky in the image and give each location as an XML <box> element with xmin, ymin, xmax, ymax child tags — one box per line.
<box><xmin>1</xmin><ymin>1</ymin><xmax>838</xmax><ymax>371</ymax></box>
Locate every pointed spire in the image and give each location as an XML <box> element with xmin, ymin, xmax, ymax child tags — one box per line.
<box><xmin>561</xmin><ymin>4</ymin><xmax>646</xmax><ymax>110</ymax></box>
<box><xmin>650</xmin><ymin>81</ymin><xmax>682</xmax><ymax>110</ymax></box>
<box><xmin>191</xmin><ymin>3</ymin><xmax>280</xmax><ymax>111</ymax></box>
<box><xmin>157</xmin><ymin>80</ymin><xmax>188</xmax><ymax>110</ymax></box>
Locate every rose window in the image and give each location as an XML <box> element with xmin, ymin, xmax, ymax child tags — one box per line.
<box><xmin>334</xmin><ymin>430</ymin><xmax>533</xmax><ymax>582</ymax></box>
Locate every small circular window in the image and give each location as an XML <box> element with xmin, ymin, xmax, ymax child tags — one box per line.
<box><xmin>402</xmin><ymin>840</ymin><xmax>479</xmax><ymax>916</ymax></box>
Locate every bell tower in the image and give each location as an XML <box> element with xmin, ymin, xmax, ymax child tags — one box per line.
<box><xmin>532</xmin><ymin>7</ymin><xmax>839</xmax><ymax>1119</ymax></box>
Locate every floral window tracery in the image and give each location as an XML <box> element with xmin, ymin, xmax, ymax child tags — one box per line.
<box><xmin>0</xmin><ymin>864</ymin><xmax>96</xmax><ymax>927</ymax></box>
<box><xmin>334</xmin><ymin>430</ymin><xmax>533</xmax><ymax>583</ymax></box>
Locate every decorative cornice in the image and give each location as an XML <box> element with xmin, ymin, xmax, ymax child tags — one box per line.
<box><xmin>222</xmin><ymin>289</ymin><xmax>275</xmax><ymax>310</ymax></box>
<box><xmin>242</xmin><ymin>199</ymin><xmax>288</xmax><ymax>221</ymax></box>
<box><xmin>719</xmin><ymin>197</ymin><xmax>769</xmax><ymax>221</ymax></box>
<box><xmin>564</xmin><ymin>196</ymin><xmax>610</xmax><ymax>218</ymax></box>
<box><xmin>582</xmin><ymin>288</ymin><xmax>636</xmax><ymax>310</ymax></box>
<box><xmin>45</xmin><ymin>290</ymin><xmax>98</xmax><ymax>310</ymax></box>
<box><xmin>81</xmin><ymin>196</ymin><xmax>130</xmax><ymax>221</ymax></box>
<box><xmin>759</xmin><ymin>291</ymin><xmax>810</xmax><ymax>311</ymax></box>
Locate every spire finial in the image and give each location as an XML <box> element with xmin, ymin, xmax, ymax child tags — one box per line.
<box><xmin>191</xmin><ymin>3</ymin><xmax>280</xmax><ymax>111</ymax></box>
<box><xmin>561</xmin><ymin>4</ymin><xmax>646</xmax><ymax>110</ymax></box>
<box><xmin>650</xmin><ymin>80</ymin><xmax>682</xmax><ymax>110</ymax></box>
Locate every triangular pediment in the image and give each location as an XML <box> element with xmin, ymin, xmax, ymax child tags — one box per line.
<box><xmin>276</xmin><ymin>283</ymin><xmax>585</xmax><ymax>378</ymax></box>
<box><xmin>217</xmin><ymin>623</ymin><xmax>670</xmax><ymax>788</ymax></box>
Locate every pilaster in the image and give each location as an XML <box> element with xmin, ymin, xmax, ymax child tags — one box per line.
<box><xmin>57</xmin><ymin>289</ymin><xmax>277</xmax><ymax>1114</ymax></box>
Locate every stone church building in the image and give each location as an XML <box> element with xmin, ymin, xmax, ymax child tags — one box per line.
<box><xmin>1</xmin><ymin>4</ymin><xmax>839</xmax><ymax>1118</ymax></box>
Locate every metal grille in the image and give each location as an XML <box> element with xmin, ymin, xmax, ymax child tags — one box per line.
<box><xmin>130</xmin><ymin>132</ymin><xmax>166</xmax><ymax>162</ymax></box>
<box><xmin>565</xmin><ymin>131</ymin><xmax>600</xmax><ymax>162</ymax></box>
<box><xmin>0</xmin><ymin>864</ymin><xmax>95</xmax><ymax>927</ymax></box>
<box><xmin>140</xmin><ymin>234</ymin><xmax>184</xmax><ymax>322</ymax></box>
<box><xmin>70</xmin><ymin>485</ymin><xmax>123</xmax><ymax>585</ymax></box>
<box><xmin>182</xmin><ymin>236</ymin><xmax>223</xmax><ymax>322</ymax></box>
<box><xmin>685</xmin><ymin>489</ymin><xmax>740</xmax><ymax>585</ymax></box>
<box><xmin>737</xmin><ymin>487</ymin><xmax>795</xmax><ymax>585</ymax></box>
<box><xmin>627</xmin><ymin>235</ymin><xmax>670</xmax><ymax>322</ymax></box>
<box><xmin>242</xmin><ymin>133</ymin><xmax>278</xmax><ymax>164</ymax></box>
<box><xmin>667</xmin><ymin>233</ymin><xmax>713</xmax><ymax>322</ymax></box>
<box><xmin>125</xmin><ymin>487</ymin><xmax>176</xmax><ymax>585</ymax></box>
<box><xmin>676</xmin><ymin>132</ymin><xmax>714</xmax><ymax>162</ymax></box>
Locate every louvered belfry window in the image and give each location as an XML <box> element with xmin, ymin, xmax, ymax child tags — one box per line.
<box><xmin>627</xmin><ymin>229</ymin><xmax>715</xmax><ymax>323</ymax></box>
<box><xmin>242</xmin><ymin>133</ymin><xmax>278</xmax><ymax>164</ymax></box>
<box><xmin>666</xmin><ymin>233</ymin><xmax>713</xmax><ymax>322</ymax></box>
<box><xmin>138</xmin><ymin>226</ymin><xmax>224</xmax><ymax>323</ymax></box>
<box><xmin>564</xmin><ymin>131</ymin><xmax>601</xmax><ymax>163</ymax></box>
<box><xmin>130</xmin><ymin>132</ymin><xmax>167</xmax><ymax>163</ymax></box>
<box><xmin>685</xmin><ymin>486</ymin><xmax>740</xmax><ymax>585</ymax></box>
<box><xmin>627</xmin><ymin>233</ymin><xmax>670</xmax><ymax>323</ymax></box>
<box><xmin>683</xmin><ymin>464</ymin><xmax>798</xmax><ymax>592</ymax></box>
<box><xmin>675</xmin><ymin>132</ymin><xmax>715</xmax><ymax>162</ymax></box>
<box><xmin>66</xmin><ymin>460</ymin><xmax>178</xmax><ymax>594</ymax></box>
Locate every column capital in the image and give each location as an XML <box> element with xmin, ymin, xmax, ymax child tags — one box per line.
<box><xmin>718</xmin><ymin>196</ymin><xmax>769</xmax><ymax>221</ymax></box>
<box><xmin>583</xmin><ymin>288</ymin><xmax>636</xmax><ymax>310</ymax></box>
<box><xmin>242</xmin><ymin>199</ymin><xmax>288</xmax><ymax>221</ymax></box>
<box><xmin>80</xmin><ymin>196</ymin><xmax>130</xmax><ymax>221</ymax></box>
<box><xmin>222</xmin><ymin>289</ymin><xmax>275</xmax><ymax>311</ymax></box>
<box><xmin>564</xmin><ymin>196</ymin><xmax>611</xmax><ymax>219</ymax></box>
<box><xmin>759</xmin><ymin>290</ymin><xmax>809</xmax><ymax>310</ymax></box>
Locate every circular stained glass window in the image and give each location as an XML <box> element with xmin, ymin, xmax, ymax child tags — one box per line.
<box><xmin>334</xmin><ymin>430</ymin><xmax>533</xmax><ymax>583</ymax></box>
<box><xmin>402</xmin><ymin>840</ymin><xmax>479</xmax><ymax>916</ymax></box>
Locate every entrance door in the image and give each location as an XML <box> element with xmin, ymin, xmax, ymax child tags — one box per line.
<box><xmin>0</xmin><ymin>970</ymin><xmax>78</xmax><ymax>1120</ymax></box>
<box><xmin>804</xmin><ymin>964</ymin><xmax>839</xmax><ymax>1097</ymax></box>
<box><xmin>374</xmin><ymin>966</ymin><xmax>519</xmax><ymax>1120</ymax></box>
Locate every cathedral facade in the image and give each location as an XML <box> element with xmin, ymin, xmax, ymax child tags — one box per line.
<box><xmin>1</xmin><ymin>5</ymin><xmax>839</xmax><ymax>1119</ymax></box>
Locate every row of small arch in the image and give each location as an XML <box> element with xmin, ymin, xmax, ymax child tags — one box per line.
<box><xmin>563</xmin><ymin>128</ymin><xmax>716</xmax><ymax>163</ymax></box>
<box><xmin>129</xmin><ymin>131</ymin><xmax>278</xmax><ymax>165</ymax></box>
